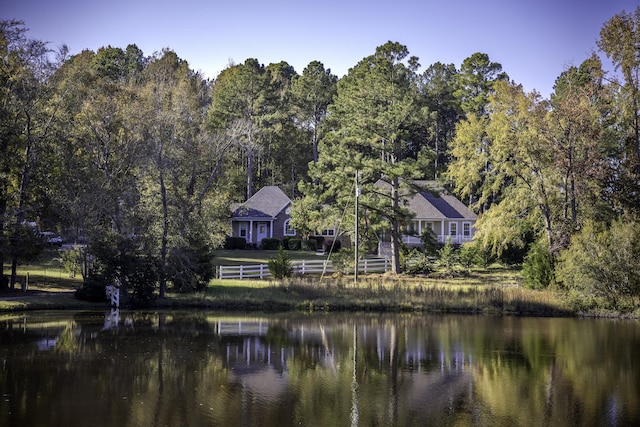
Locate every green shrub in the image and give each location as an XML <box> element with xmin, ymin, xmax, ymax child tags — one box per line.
<box><xmin>458</xmin><ymin>241</ymin><xmax>479</xmax><ymax>273</ymax></box>
<box><xmin>405</xmin><ymin>252</ymin><xmax>434</xmax><ymax>275</ymax></box>
<box><xmin>301</xmin><ymin>239</ymin><xmax>317</xmax><ymax>251</ymax></box>
<box><xmin>288</xmin><ymin>238</ymin><xmax>302</xmax><ymax>250</ymax></box>
<box><xmin>330</xmin><ymin>248</ymin><xmax>354</xmax><ymax>275</ymax></box>
<box><xmin>167</xmin><ymin>234</ymin><xmax>215</xmax><ymax>293</ymax></box>
<box><xmin>60</xmin><ymin>247</ymin><xmax>84</xmax><ymax>278</ymax></box>
<box><xmin>522</xmin><ymin>239</ymin><xmax>554</xmax><ymax>289</ymax></box>
<box><xmin>420</xmin><ymin>228</ymin><xmax>440</xmax><ymax>257</ymax></box>
<box><xmin>75</xmin><ymin>276</ymin><xmax>107</xmax><ymax>302</ymax></box>
<box><xmin>282</xmin><ymin>236</ymin><xmax>294</xmax><ymax>250</ymax></box>
<box><xmin>438</xmin><ymin>238</ymin><xmax>458</xmax><ymax>276</ymax></box>
<box><xmin>261</xmin><ymin>238</ymin><xmax>281</xmax><ymax>250</ymax></box>
<box><xmin>268</xmin><ymin>248</ymin><xmax>293</xmax><ymax>279</ymax></box>
<box><xmin>128</xmin><ymin>254</ymin><xmax>159</xmax><ymax>307</ymax></box>
<box><xmin>224</xmin><ymin>236</ymin><xmax>246</xmax><ymax>250</ymax></box>
<box><xmin>556</xmin><ymin>219</ymin><xmax>640</xmax><ymax>311</ymax></box>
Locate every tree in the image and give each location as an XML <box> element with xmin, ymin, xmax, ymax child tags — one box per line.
<box><xmin>547</xmin><ymin>55</ymin><xmax>616</xmax><ymax>242</ymax></box>
<box><xmin>208</xmin><ymin>59</ymin><xmax>270</xmax><ymax>199</ymax></box>
<box><xmin>291</xmin><ymin>61</ymin><xmax>337</xmax><ymax>164</ymax></box>
<box><xmin>140</xmin><ymin>50</ymin><xmax>232</xmax><ymax>296</ymax></box>
<box><xmin>309</xmin><ymin>41</ymin><xmax>425</xmax><ymax>273</ymax></box>
<box><xmin>449</xmin><ymin>81</ymin><xmax>558</xmax><ymax>258</ymax></box>
<box><xmin>598</xmin><ymin>6</ymin><xmax>640</xmax><ymax>173</ymax></box>
<box><xmin>597</xmin><ymin>7</ymin><xmax>640</xmax><ymax>215</ymax></box>
<box><xmin>454</xmin><ymin>52</ymin><xmax>508</xmax><ymax>118</ymax></box>
<box><xmin>417</xmin><ymin>62</ymin><xmax>461</xmax><ymax>177</ymax></box>
<box><xmin>447</xmin><ymin>53</ymin><xmax>509</xmax><ymax>210</ymax></box>
<box><xmin>0</xmin><ymin>21</ymin><xmax>62</xmax><ymax>288</ymax></box>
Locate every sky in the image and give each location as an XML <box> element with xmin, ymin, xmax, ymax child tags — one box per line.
<box><xmin>2</xmin><ymin>0</ymin><xmax>638</xmax><ymax>98</ymax></box>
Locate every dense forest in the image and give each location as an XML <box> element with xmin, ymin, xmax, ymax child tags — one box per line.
<box><xmin>1</xmin><ymin>8</ymin><xmax>639</xmax><ymax>310</ymax></box>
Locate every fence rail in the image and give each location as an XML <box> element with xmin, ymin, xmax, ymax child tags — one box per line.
<box><xmin>217</xmin><ymin>258</ymin><xmax>390</xmax><ymax>280</ymax></box>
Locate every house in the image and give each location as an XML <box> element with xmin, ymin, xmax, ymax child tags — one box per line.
<box><xmin>376</xmin><ymin>180</ymin><xmax>477</xmax><ymax>249</ymax></box>
<box><xmin>230</xmin><ymin>186</ymin><xmax>295</xmax><ymax>246</ymax></box>
<box><xmin>230</xmin><ymin>181</ymin><xmax>476</xmax><ymax>250</ymax></box>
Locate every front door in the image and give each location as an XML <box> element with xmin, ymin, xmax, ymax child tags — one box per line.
<box><xmin>257</xmin><ymin>222</ymin><xmax>268</xmax><ymax>243</ymax></box>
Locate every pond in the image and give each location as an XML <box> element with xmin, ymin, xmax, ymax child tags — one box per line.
<box><xmin>1</xmin><ymin>310</ymin><xmax>639</xmax><ymax>426</ymax></box>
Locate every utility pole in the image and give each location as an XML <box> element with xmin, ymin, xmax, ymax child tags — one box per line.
<box><xmin>354</xmin><ymin>171</ymin><xmax>360</xmax><ymax>283</ymax></box>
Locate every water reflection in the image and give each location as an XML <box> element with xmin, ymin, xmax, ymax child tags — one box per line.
<box><xmin>1</xmin><ymin>311</ymin><xmax>639</xmax><ymax>426</ymax></box>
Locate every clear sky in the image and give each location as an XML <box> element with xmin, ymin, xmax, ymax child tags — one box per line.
<box><xmin>2</xmin><ymin>0</ymin><xmax>638</xmax><ymax>98</ymax></box>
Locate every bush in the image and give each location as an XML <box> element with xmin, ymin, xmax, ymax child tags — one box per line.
<box><xmin>75</xmin><ymin>276</ymin><xmax>107</xmax><ymax>302</ymax></box>
<box><xmin>420</xmin><ymin>228</ymin><xmax>440</xmax><ymax>257</ymax></box>
<box><xmin>268</xmin><ymin>248</ymin><xmax>293</xmax><ymax>279</ymax></box>
<box><xmin>556</xmin><ymin>219</ymin><xmax>640</xmax><ymax>311</ymax></box>
<box><xmin>522</xmin><ymin>240</ymin><xmax>554</xmax><ymax>289</ymax></box>
<box><xmin>438</xmin><ymin>238</ymin><xmax>458</xmax><ymax>276</ymax></box>
<box><xmin>405</xmin><ymin>252</ymin><xmax>434</xmax><ymax>275</ymax></box>
<box><xmin>282</xmin><ymin>236</ymin><xmax>294</xmax><ymax>250</ymax></box>
<box><xmin>301</xmin><ymin>239</ymin><xmax>317</xmax><ymax>251</ymax></box>
<box><xmin>167</xmin><ymin>235</ymin><xmax>215</xmax><ymax>293</ymax></box>
<box><xmin>82</xmin><ymin>232</ymin><xmax>158</xmax><ymax>306</ymax></box>
<box><xmin>224</xmin><ymin>236</ymin><xmax>246</xmax><ymax>250</ymax></box>
<box><xmin>458</xmin><ymin>242</ymin><xmax>480</xmax><ymax>274</ymax></box>
<box><xmin>60</xmin><ymin>247</ymin><xmax>84</xmax><ymax>278</ymax></box>
<box><xmin>288</xmin><ymin>238</ymin><xmax>302</xmax><ymax>250</ymax></box>
<box><xmin>330</xmin><ymin>248</ymin><xmax>354</xmax><ymax>275</ymax></box>
<box><xmin>128</xmin><ymin>254</ymin><xmax>159</xmax><ymax>307</ymax></box>
<box><xmin>261</xmin><ymin>238</ymin><xmax>281</xmax><ymax>250</ymax></box>
<box><xmin>322</xmin><ymin>239</ymin><xmax>340</xmax><ymax>253</ymax></box>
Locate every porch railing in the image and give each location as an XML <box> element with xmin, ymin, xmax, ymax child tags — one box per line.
<box><xmin>402</xmin><ymin>234</ymin><xmax>472</xmax><ymax>246</ymax></box>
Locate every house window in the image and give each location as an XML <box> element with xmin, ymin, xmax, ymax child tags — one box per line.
<box><xmin>284</xmin><ymin>219</ymin><xmax>296</xmax><ymax>236</ymax></box>
<box><xmin>463</xmin><ymin>222</ymin><xmax>472</xmax><ymax>237</ymax></box>
<box><xmin>239</xmin><ymin>223</ymin><xmax>248</xmax><ymax>238</ymax></box>
<box><xmin>320</xmin><ymin>228</ymin><xmax>335</xmax><ymax>236</ymax></box>
<box><xmin>449</xmin><ymin>222</ymin><xmax>458</xmax><ymax>236</ymax></box>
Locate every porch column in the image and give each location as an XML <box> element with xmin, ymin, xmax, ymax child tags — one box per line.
<box><xmin>269</xmin><ymin>220</ymin><xmax>273</xmax><ymax>238</ymax></box>
<box><xmin>441</xmin><ymin>221</ymin><xmax>445</xmax><ymax>243</ymax></box>
<box><xmin>249</xmin><ymin>220</ymin><xmax>254</xmax><ymax>243</ymax></box>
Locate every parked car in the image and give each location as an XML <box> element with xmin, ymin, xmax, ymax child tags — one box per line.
<box><xmin>40</xmin><ymin>231</ymin><xmax>63</xmax><ymax>246</ymax></box>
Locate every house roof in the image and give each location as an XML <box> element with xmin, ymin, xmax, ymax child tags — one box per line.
<box><xmin>232</xmin><ymin>186</ymin><xmax>291</xmax><ymax>219</ymax></box>
<box><xmin>375</xmin><ymin>179</ymin><xmax>477</xmax><ymax>220</ymax></box>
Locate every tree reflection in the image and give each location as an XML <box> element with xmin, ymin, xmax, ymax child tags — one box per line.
<box><xmin>1</xmin><ymin>312</ymin><xmax>639</xmax><ymax>426</ymax></box>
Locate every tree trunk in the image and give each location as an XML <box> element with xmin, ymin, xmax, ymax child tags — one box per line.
<box><xmin>247</xmin><ymin>149</ymin><xmax>255</xmax><ymax>198</ymax></box>
<box><xmin>389</xmin><ymin>177</ymin><xmax>402</xmax><ymax>274</ymax></box>
<box><xmin>159</xmin><ymin>157</ymin><xmax>168</xmax><ymax>298</ymax></box>
<box><xmin>10</xmin><ymin>117</ymin><xmax>34</xmax><ymax>290</ymax></box>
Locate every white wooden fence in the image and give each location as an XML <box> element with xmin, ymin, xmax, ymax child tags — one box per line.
<box><xmin>217</xmin><ymin>258</ymin><xmax>390</xmax><ymax>280</ymax></box>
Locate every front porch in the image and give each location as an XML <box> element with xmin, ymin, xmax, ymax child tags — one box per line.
<box><xmin>233</xmin><ymin>219</ymin><xmax>274</xmax><ymax>245</ymax></box>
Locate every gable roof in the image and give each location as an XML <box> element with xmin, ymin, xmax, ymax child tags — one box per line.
<box><xmin>375</xmin><ymin>179</ymin><xmax>477</xmax><ymax>220</ymax></box>
<box><xmin>231</xmin><ymin>186</ymin><xmax>291</xmax><ymax>219</ymax></box>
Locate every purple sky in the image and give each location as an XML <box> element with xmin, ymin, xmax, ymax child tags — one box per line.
<box><xmin>2</xmin><ymin>0</ymin><xmax>637</xmax><ymax>97</ymax></box>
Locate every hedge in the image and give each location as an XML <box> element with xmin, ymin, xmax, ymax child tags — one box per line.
<box><xmin>260</xmin><ymin>238</ymin><xmax>281</xmax><ymax>250</ymax></box>
<box><xmin>224</xmin><ymin>236</ymin><xmax>246</xmax><ymax>250</ymax></box>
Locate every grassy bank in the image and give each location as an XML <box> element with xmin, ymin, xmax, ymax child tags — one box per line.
<box><xmin>2</xmin><ymin>263</ymin><xmax>573</xmax><ymax>316</ymax></box>
<box><xmin>0</xmin><ymin>250</ymin><xmax>578</xmax><ymax>316</ymax></box>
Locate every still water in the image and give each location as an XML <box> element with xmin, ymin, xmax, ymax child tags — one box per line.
<box><xmin>1</xmin><ymin>310</ymin><xmax>639</xmax><ymax>426</ymax></box>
